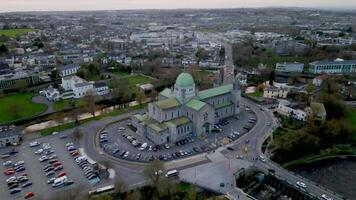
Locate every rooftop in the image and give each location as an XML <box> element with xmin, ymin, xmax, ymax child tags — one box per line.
<box><xmin>155</xmin><ymin>98</ymin><xmax>180</xmax><ymax>110</ymax></box>
<box><xmin>165</xmin><ymin>117</ymin><xmax>191</xmax><ymax>128</ymax></box>
<box><xmin>0</xmin><ymin>126</ymin><xmax>21</xmax><ymax>139</ymax></box>
<box><xmin>186</xmin><ymin>99</ymin><xmax>207</xmax><ymax>111</ymax></box>
<box><xmin>147</xmin><ymin>122</ymin><xmax>167</xmax><ymax>133</ymax></box>
<box><xmin>175</xmin><ymin>72</ymin><xmax>195</xmax><ymax>87</ymax></box>
<box><xmin>198</xmin><ymin>84</ymin><xmax>233</xmax><ymax>100</ymax></box>
<box><xmin>160</xmin><ymin>88</ymin><xmax>173</xmax><ymax>98</ymax></box>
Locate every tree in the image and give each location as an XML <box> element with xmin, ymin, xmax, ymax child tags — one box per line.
<box><xmin>135</xmin><ymin>90</ymin><xmax>146</xmax><ymax>108</ymax></box>
<box><xmin>143</xmin><ymin>160</ymin><xmax>165</xmax><ymax>188</ymax></box>
<box><xmin>306</xmin><ymin>83</ymin><xmax>316</xmax><ymax>94</ymax></box>
<box><xmin>125</xmin><ymin>189</ymin><xmax>141</xmax><ymax>200</ymax></box>
<box><xmin>71</xmin><ymin>128</ymin><xmax>83</xmax><ymax>143</ymax></box>
<box><xmin>269</xmin><ymin>71</ymin><xmax>275</xmax><ymax>86</ymax></box>
<box><xmin>79</xmin><ymin>90</ymin><xmax>97</xmax><ymax>117</ymax></box>
<box><xmin>183</xmin><ymin>186</ymin><xmax>197</xmax><ymax>200</ymax></box>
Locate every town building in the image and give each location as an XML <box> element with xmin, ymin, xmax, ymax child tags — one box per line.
<box><xmin>309</xmin><ymin>59</ymin><xmax>356</xmax><ymax>74</ymax></box>
<box><xmin>132</xmin><ymin>72</ymin><xmax>241</xmax><ymax>145</ymax></box>
<box><xmin>94</xmin><ymin>81</ymin><xmax>110</xmax><ymax>96</ymax></box>
<box><xmin>263</xmin><ymin>86</ymin><xmax>288</xmax><ymax>99</ymax></box>
<box><xmin>61</xmin><ymin>76</ymin><xmax>109</xmax><ymax>99</ymax></box>
<box><xmin>57</xmin><ymin>64</ymin><xmax>81</xmax><ymax>77</ymax></box>
<box><xmin>0</xmin><ymin>126</ymin><xmax>22</xmax><ymax>148</ymax></box>
<box><xmin>277</xmin><ymin>103</ymin><xmax>308</xmax><ymax>121</ymax></box>
<box><xmin>312</xmin><ymin>74</ymin><xmax>328</xmax><ymax>87</ymax></box>
<box><xmin>275</xmin><ymin>62</ymin><xmax>304</xmax><ymax>73</ymax></box>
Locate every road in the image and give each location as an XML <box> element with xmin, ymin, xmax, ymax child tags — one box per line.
<box><xmin>224</xmin><ymin>98</ymin><xmax>344</xmax><ymax>200</ymax></box>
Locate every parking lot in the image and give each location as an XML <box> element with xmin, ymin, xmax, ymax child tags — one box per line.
<box><xmin>0</xmin><ymin>132</ymin><xmax>104</xmax><ymax>200</ymax></box>
<box><xmin>99</xmin><ymin>108</ymin><xmax>257</xmax><ymax>163</ymax></box>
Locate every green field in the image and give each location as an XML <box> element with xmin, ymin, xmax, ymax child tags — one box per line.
<box><xmin>53</xmin><ymin>99</ymin><xmax>76</xmax><ymax>112</ymax></box>
<box><xmin>122</xmin><ymin>75</ymin><xmax>155</xmax><ymax>93</ymax></box>
<box><xmin>0</xmin><ymin>28</ymin><xmax>35</xmax><ymax>38</ymax></box>
<box><xmin>249</xmin><ymin>91</ymin><xmax>263</xmax><ymax>97</ymax></box>
<box><xmin>0</xmin><ymin>93</ymin><xmax>47</xmax><ymax>124</ymax></box>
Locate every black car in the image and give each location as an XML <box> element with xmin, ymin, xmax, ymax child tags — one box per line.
<box><xmin>65</xmin><ymin>180</ymin><xmax>74</xmax><ymax>186</ymax></box>
<box><xmin>18</xmin><ymin>178</ymin><xmax>29</xmax><ymax>183</ymax></box>
<box><xmin>9</xmin><ymin>184</ymin><xmax>19</xmax><ymax>190</ymax></box>
<box><xmin>227</xmin><ymin>146</ymin><xmax>235</xmax><ymax>151</ymax></box>
<box><xmin>7</xmin><ymin>181</ymin><xmax>18</xmax><ymax>187</ymax></box>
<box><xmin>44</xmin><ymin>167</ymin><xmax>54</xmax><ymax>172</ymax></box>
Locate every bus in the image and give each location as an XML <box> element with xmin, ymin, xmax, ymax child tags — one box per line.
<box><xmin>88</xmin><ymin>185</ymin><xmax>115</xmax><ymax>195</ymax></box>
<box><xmin>165</xmin><ymin>169</ymin><xmax>179</xmax><ymax>177</ymax></box>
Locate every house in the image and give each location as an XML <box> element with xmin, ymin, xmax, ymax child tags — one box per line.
<box><xmin>0</xmin><ymin>126</ymin><xmax>22</xmax><ymax>148</ymax></box>
<box><xmin>57</xmin><ymin>64</ymin><xmax>81</xmax><ymax>77</ymax></box>
<box><xmin>94</xmin><ymin>81</ymin><xmax>109</xmax><ymax>96</ymax></box>
<box><xmin>277</xmin><ymin>103</ymin><xmax>307</xmax><ymax>121</ymax></box>
<box><xmin>312</xmin><ymin>74</ymin><xmax>328</xmax><ymax>87</ymax></box>
<box><xmin>61</xmin><ymin>76</ymin><xmax>94</xmax><ymax>99</ymax></box>
<box><xmin>39</xmin><ymin>86</ymin><xmax>61</xmax><ymax>101</ymax></box>
<box><xmin>132</xmin><ymin>72</ymin><xmax>241</xmax><ymax>145</ymax></box>
<box><xmin>263</xmin><ymin>86</ymin><xmax>288</xmax><ymax>99</ymax></box>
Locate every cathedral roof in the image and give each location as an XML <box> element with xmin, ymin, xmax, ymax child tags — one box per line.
<box><xmin>175</xmin><ymin>72</ymin><xmax>195</xmax><ymax>87</ymax></box>
<box><xmin>198</xmin><ymin>84</ymin><xmax>233</xmax><ymax>100</ymax></box>
<box><xmin>155</xmin><ymin>98</ymin><xmax>180</xmax><ymax>110</ymax></box>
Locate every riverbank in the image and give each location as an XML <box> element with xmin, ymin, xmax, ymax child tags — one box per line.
<box><xmin>293</xmin><ymin>158</ymin><xmax>356</xmax><ymax>199</ymax></box>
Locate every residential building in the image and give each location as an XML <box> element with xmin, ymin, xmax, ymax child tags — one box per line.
<box><xmin>312</xmin><ymin>74</ymin><xmax>328</xmax><ymax>87</ymax></box>
<box><xmin>275</xmin><ymin>62</ymin><xmax>304</xmax><ymax>73</ymax></box>
<box><xmin>57</xmin><ymin>64</ymin><xmax>80</xmax><ymax>77</ymax></box>
<box><xmin>309</xmin><ymin>59</ymin><xmax>356</xmax><ymax>74</ymax></box>
<box><xmin>263</xmin><ymin>86</ymin><xmax>288</xmax><ymax>99</ymax></box>
<box><xmin>132</xmin><ymin>72</ymin><xmax>241</xmax><ymax>145</ymax></box>
<box><xmin>0</xmin><ymin>126</ymin><xmax>22</xmax><ymax>148</ymax></box>
<box><xmin>61</xmin><ymin>76</ymin><xmax>94</xmax><ymax>99</ymax></box>
<box><xmin>277</xmin><ymin>103</ymin><xmax>308</xmax><ymax>121</ymax></box>
<box><xmin>94</xmin><ymin>81</ymin><xmax>110</xmax><ymax>96</ymax></box>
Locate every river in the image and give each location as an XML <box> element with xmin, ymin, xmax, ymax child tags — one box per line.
<box><xmin>293</xmin><ymin>159</ymin><xmax>356</xmax><ymax>199</ymax></box>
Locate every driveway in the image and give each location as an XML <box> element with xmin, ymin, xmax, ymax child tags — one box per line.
<box><xmin>31</xmin><ymin>95</ymin><xmax>54</xmax><ymax>115</ymax></box>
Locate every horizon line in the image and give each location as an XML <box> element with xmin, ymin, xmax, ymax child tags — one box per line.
<box><xmin>1</xmin><ymin>6</ymin><xmax>356</xmax><ymax>14</ymax></box>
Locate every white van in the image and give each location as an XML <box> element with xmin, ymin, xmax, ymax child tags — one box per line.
<box><xmin>165</xmin><ymin>169</ymin><xmax>179</xmax><ymax>177</ymax></box>
<box><xmin>52</xmin><ymin>176</ymin><xmax>67</xmax><ymax>187</ymax></box>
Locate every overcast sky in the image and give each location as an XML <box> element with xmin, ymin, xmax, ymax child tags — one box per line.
<box><xmin>1</xmin><ymin>0</ymin><xmax>356</xmax><ymax>12</ymax></box>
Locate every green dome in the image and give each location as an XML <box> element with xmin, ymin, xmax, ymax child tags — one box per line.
<box><xmin>175</xmin><ymin>73</ymin><xmax>195</xmax><ymax>87</ymax></box>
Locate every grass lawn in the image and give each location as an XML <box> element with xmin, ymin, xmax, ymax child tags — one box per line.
<box><xmin>112</xmin><ymin>71</ymin><xmax>129</xmax><ymax>77</ymax></box>
<box><xmin>0</xmin><ymin>93</ymin><xmax>47</xmax><ymax>124</ymax></box>
<box><xmin>0</xmin><ymin>28</ymin><xmax>35</xmax><ymax>38</ymax></box>
<box><xmin>122</xmin><ymin>75</ymin><xmax>155</xmax><ymax>94</ymax></box>
<box><xmin>53</xmin><ymin>99</ymin><xmax>76</xmax><ymax>112</ymax></box>
<box><xmin>40</xmin><ymin>103</ymin><xmax>147</xmax><ymax>136</ymax></box>
<box><xmin>249</xmin><ymin>91</ymin><xmax>263</xmax><ymax>97</ymax></box>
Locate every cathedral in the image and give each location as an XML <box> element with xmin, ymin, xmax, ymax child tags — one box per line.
<box><xmin>132</xmin><ymin>72</ymin><xmax>241</xmax><ymax>145</ymax></box>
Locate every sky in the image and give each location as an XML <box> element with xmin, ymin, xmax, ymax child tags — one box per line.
<box><xmin>1</xmin><ymin>0</ymin><xmax>356</xmax><ymax>12</ymax></box>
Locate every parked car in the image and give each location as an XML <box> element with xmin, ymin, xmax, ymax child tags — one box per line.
<box><xmin>59</xmin><ymin>135</ymin><xmax>68</xmax><ymax>139</ymax></box>
<box><xmin>9</xmin><ymin>187</ymin><xmax>21</xmax><ymax>194</ymax></box>
<box><xmin>39</xmin><ymin>156</ymin><xmax>49</xmax><ymax>162</ymax></box>
<box><xmin>1</xmin><ymin>154</ymin><xmax>10</xmax><ymax>159</ymax></box>
<box><xmin>3</xmin><ymin>160</ymin><xmax>12</xmax><ymax>167</ymax></box>
<box><xmin>29</xmin><ymin>141</ymin><xmax>40</xmax><ymax>147</ymax></box>
<box><xmin>45</xmin><ymin>171</ymin><xmax>55</xmax><ymax>177</ymax></box>
<box><xmin>47</xmin><ymin>178</ymin><xmax>56</xmax><ymax>184</ymax></box>
<box><xmin>24</xmin><ymin>192</ymin><xmax>34</xmax><ymax>199</ymax></box>
<box><xmin>34</xmin><ymin>149</ymin><xmax>43</xmax><ymax>155</ymax></box>
<box><xmin>57</xmin><ymin>172</ymin><xmax>66</xmax><ymax>178</ymax></box>
<box><xmin>22</xmin><ymin>181</ymin><xmax>33</xmax><ymax>188</ymax></box>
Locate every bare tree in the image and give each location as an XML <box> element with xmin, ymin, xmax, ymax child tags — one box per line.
<box><xmin>71</xmin><ymin>128</ymin><xmax>83</xmax><ymax>143</ymax></box>
<box><xmin>143</xmin><ymin>160</ymin><xmax>165</xmax><ymax>188</ymax></box>
<box><xmin>79</xmin><ymin>90</ymin><xmax>97</xmax><ymax>117</ymax></box>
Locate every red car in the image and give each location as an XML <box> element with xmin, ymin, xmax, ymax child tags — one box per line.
<box><xmin>4</xmin><ymin>170</ymin><xmax>15</xmax><ymax>175</ymax></box>
<box><xmin>71</xmin><ymin>151</ymin><xmax>80</xmax><ymax>157</ymax></box>
<box><xmin>52</xmin><ymin>162</ymin><xmax>62</xmax><ymax>167</ymax></box>
<box><xmin>57</xmin><ymin>172</ymin><xmax>66</xmax><ymax>178</ymax></box>
<box><xmin>24</xmin><ymin>192</ymin><xmax>34</xmax><ymax>199</ymax></box>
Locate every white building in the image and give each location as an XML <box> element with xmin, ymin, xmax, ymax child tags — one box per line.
<box><xmin>309</xmin><ymin>59</ymin><xmax>356</xmax><ymax>74</ymax></box>
<box><xmin>312</xmin><ymin>74</ymin><xmax>328</xmax><ymax>87</ymax></box>
<box><xmin>57</xmin><ymin>64</ymin><xmax>80</xmax><ymax>77</ymax></box>
<box><xmin>277</xmin><ymin>103</ymin><xmax>308</xmax><ymax>121</ymax></box>
<box><xmin>61</xmin><ymin>76</ymin><xmax>94</xmax><ymax>99</ymax></box>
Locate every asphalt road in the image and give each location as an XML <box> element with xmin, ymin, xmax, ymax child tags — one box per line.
<box><xmin>224</xmin><ymin>98</ymin><xmax>344</xmax><ymax>200</ymax></box>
